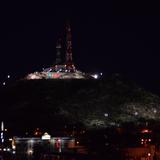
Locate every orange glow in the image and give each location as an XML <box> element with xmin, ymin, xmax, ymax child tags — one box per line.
<box><xmin>34</xmin><ymin>132</ymin><xmax>38</xmax><ymax>135</ymax></box>
<box><xmin>34</xmin><ymin>128</ymin><xmax>42</xmax><ymax>136</ymax></box>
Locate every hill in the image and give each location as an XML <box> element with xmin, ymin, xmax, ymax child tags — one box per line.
<box><xmin>0</xmin><ymin>75</ymin><xmax>160</xmax><ymax>131</ymax></box>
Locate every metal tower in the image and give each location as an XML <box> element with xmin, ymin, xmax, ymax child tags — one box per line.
<box><xmin>65</xmin><ymin>22</ymin><xmax>76</xmax><ymax>72</ymax></box>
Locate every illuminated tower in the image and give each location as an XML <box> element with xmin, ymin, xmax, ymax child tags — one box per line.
<box><xmin>65</xmin><ymin>22</ymin><xmax>76</xmax><ymax>72</ymax></box>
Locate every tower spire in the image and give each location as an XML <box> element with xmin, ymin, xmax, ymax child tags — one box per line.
<box><xmin>65</xmin><ymin>22</ymin><xmax>75</xmax><ymax>72</ymax></box>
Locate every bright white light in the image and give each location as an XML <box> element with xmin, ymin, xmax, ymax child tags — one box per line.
<box><xmin>7</xmin><ymin>148</ymin><xmax>10</xmax><ymax>151</ymax></box>
<box><xmin>12</xmin><ymin>145</ymin><xmax>16</xmax><ymax>150</ymax></box>
<box><xmin>104</xmin><ymin>113</ymin><xmax>108</xmax><ymax>117</ymax></box>
<box><xmin>12</xmin><ymin>151</ymin><xmax>16</xmax><ymax>154</ymax></box>
<box><xmin>1</xmin><ymin>132</ymin><xmax>3</xmax><ymax>138</ymax></box>
<box><xmin>1</xmin><ymin>121</ymin><xmax>4</xmax><ymax>131</ymax></box>
<box><xmin>100</xmin><ymin>73</ymin><xmax>103</xmax><ymax>76</ymax></box>
<box><xmin>42</xmin><ymin>132</ymin><xmax>51</xmax><ymax>140</ymax></box>
<box><xmin>7</xmin><ymin>75</ymin><xmax>10</xmax><ymax>79</ymax></box>
<box><xmin>27</xmin><ymin>149</ymin><xmax>33</xmax><ymax>155</ymax></box>
<box><xmin>93</xmin><ymin>74</ymin><xmax>98</xmax><ymax>79</ymax></box>
<box><xmin>134</xmin><ymin>112</ymin><xmax>138</xmax><ymax>116</ymax></box>
<box><xmin>3</xmin><ymin>148</ymin><xmax>6</xmax><ymax>151</ymax></box>
<box><xmin>3</xmin><ymin>82</ymin><xmax>6</xmax><ymax>86</ymax></box>
<box><xmin>153</xmin><ymin>109</ymin><xmax>157</xmax><ymax>113</ymax></box>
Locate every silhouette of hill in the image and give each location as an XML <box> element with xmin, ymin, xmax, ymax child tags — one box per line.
<box><xmin>0</xmin><ymin>75</ymin><xmax>160</xmax><ymax>131</ymax></box>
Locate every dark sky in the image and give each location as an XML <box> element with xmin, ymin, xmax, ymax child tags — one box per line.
<box><xmin>1</xmin><ymin>1</ymin><xmax>160</xmax><ymax>85</ymax></box>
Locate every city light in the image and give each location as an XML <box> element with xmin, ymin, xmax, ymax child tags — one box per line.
<box><xmin>1</xmin><ymin>121</ymin><xmax>4</xmax><ymax>131</ymax></box>
<box><xmin>93</xmin><ymin>74</ymin><xmax>98</xmax><ymax>79</ymax></box>
<box><xmin>141</xmin><ymin>129</ymin><xmax>152</xmax><ymax>133</ymax></box>
<box><xmin>41</xmin><ymin>132</ymin><xmax>51</xmax><ymax>140</ymax></box>
<box><xmin>134</xmin><ymin>112</ymin><xmax>138</xmax><ymax>116</ymax></box>
<box><xmin>27</xmin><ymin>149</ymin><xmax>33</xmax><ymax>155</ymax></box>
<box><xmin>29</xmin><ymin>139</ymin><xmax>34</xmax><ymax>143</ymax></box>
<box><xmin>7</xmin><ymin>75</ymin><xmax>10</xmax><ymax>79</ymax></box>
<box><xmin>153</xmin><ymin>109</ymin><xmax>157</xmax><ymax>113</ymax></box>
<box><xmin>104</xmin><ymin>113</ymin><xmax>109</xmax><ymax>117</ymax></box>
<box><xmin>12</xmin><ymin>145</ymin><xmax>16</xmax><ymax>150</ymax></box>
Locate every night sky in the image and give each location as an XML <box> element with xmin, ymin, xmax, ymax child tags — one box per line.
<box><xmin>1</xmin><ymin>2</ymin><xmax>160</xmax><ymax>88</ymax></box>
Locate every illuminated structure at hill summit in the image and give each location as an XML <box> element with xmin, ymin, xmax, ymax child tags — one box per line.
<box><xmin>26</xmin><ymin>23</ymin><xmax>96</xmax><ymax>80</ymax></box>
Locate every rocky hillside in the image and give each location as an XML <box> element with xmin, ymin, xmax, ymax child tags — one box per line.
<box><xmin>0</xmin><ymin>75</ymin><xmax>160</xmax><ymax>129</ymax></box>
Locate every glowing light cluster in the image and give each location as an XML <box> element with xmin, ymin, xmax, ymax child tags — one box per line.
<box><xmin>91</xmin><ymin>72</ymin><xmax>103</xmax><ymax>79</ymax></box>
<box><xmin>26</xmin><ymin>69</ymin><xmax>87</xmax><ymax>80</ymax></box>
<box><xmin>42</xmin><ymin>132</ymin><xmax>51</xmax><ymax>140</ymax></box>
